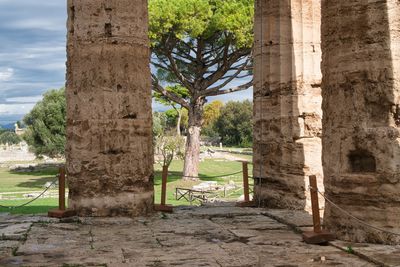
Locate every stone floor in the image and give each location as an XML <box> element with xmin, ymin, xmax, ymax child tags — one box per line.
<box><xmin>0</xmin><ymin>206</ymin><xmax>399</xmax><ymax>266</ymax></box>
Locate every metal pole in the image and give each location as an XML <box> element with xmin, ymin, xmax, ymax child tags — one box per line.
<box><xmin>59</xmin><ymin>167</ymin><xmax>66</xmax><ymax>211</ymax></box>
<box><xmin>161</xmin><ymin>165</ymin><xmax>168</xmax><ymax>206</ymax></box>
<box><xmin>242</xmin><ymin>162</ymin><xmax>250</xmax><ymax>202</ymax></box>
<box><xmin>309</xmin><ymin>175</ymin><xmax>321</xmax><ymax>233</ymax></box>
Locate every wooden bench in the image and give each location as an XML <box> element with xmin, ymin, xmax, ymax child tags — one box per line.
<box><xmin>175</xmin><ymin>187</ymin><xmax>219</xmax><ymax>205</ymax></box>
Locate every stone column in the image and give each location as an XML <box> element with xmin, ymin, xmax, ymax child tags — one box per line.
<box><xmin>253</xmin><ymin>0</ymin><xmax>323</xmax><ymax>210</ymax></box>
<box><xmin>66</xmin><ymin>0</ymin><xmax>154</xmax><ymax>216</ymax></box>
<box><xmin>322</xmin><ymin>0</ymin><xmax>400</xmax><ymax>243</ymax></box>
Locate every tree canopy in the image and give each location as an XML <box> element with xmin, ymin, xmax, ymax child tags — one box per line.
<box><xmin>23</xmin><ymin>88</ymin><xmax>66</xmax><ymax>157</ymax></box>
<box><xmin>215</xmin><ymin>100</ymin><xmax>253</xmax><ymax>147</ymax></box>
<box><xmin>149</xmin><ymin>0</ymin><xmax>254</xmax><ymax>177</ymax></box>
<box><xmin>149</xmin><ymin>0</ymin><xmax>254</xmax><ymax>104</ymax></box>
<box><xmin>0</xmin><ymin>131</ymin><xmax>21</xmax><ymax>145</ymax></box>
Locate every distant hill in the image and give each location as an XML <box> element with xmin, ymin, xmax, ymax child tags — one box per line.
<box><xmin>0</xmin><ymin>114</ymin><xmax>24</xmax><ymax>130</ymax></box>
<box><xmin>0</xmin><ymin>123</ymin><xmax>15</xmax><ymax>130</ymax></box>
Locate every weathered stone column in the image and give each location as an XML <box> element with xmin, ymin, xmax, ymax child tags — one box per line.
<box><xmin>322</xmin><ymin>1</ymin><xmax>400</xmax><ymax>243</ymax></box>
<box><xmin>253</xmin><ymin>0</ymin><xmax>323</xmax><ymax>210</ymax></box>
<box><xmin>66</xmin><ymin>0</ymin><xmax>154</xmax><ymax>216</ymax></box>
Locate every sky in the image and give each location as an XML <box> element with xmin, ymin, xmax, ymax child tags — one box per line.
<box><xmin>0</xmin><ymin>0</ymin><xmax>252</xmax><ymax>125</ymax></box>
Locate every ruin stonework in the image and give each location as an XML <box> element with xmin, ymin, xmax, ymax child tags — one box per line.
<box><xmin>322</xmin><ymin>1</ymin><xmax>400</xmax><ymax>243</ymax></box>
<box><xmin>253</xmin><ymin>0</ymin><xmax>323</xmax><ymax>211</ymax></box>
<box><xmin>66</xmin><ymin>0</ymin><xmax>154</xmax><ymax>216</ymax></box>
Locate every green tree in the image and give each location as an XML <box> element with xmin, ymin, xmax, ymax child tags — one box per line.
<box><xmin>0</xmin><ymin>131</ymin><xmax>21</xmax><ymax>145</ymax></box>
<box><xmin>150</xmin><ymin>0</ymin><xmax>254</xmax><ymax>178</ymax></box>
<box><xmin>153</xmin><ymin>111</ymin><xmax>167</xmax><ymax>138</ymax></box>
<box><xmin>155</xmin><ymin>131</ymin><xmax>185</xmax><ymax>168</ymax></box>
<box><xmin>215</xmin><ymin>100</ymin><xmax>253</xmax><ymax>147</ymax></box>
<box><xmin>153</xmin><ymin>85</ymin><xmax>189</xmax><ymax>136</ymax></box>
<box><xmin>23</xmin><ymin>88</ymin><xmax>66</xmax><ymax>157</ymax></box>
<box><xmin>202</xmin><ymin>100</ymin><xmax>223</xmax><ymax>137</ymax></box>
<box><xmin>0</xmin><ymin>127</ymin><xmax>7</xmax><ymax>135</ymax></box>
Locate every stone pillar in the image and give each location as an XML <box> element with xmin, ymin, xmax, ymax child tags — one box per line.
<box><xmin>253</xmin><ymin>0</ymin><xmax>323</xmax><ymax>211</ymax></box>
<box><xmin>66</xmin><ymin>0</ymin><xmax>154</xmax><ymax>216</ymax></box>
<box><xmin>322</xmin><ymin>1</ymin><xmax>400</xmax><ymax>243</ymax></box>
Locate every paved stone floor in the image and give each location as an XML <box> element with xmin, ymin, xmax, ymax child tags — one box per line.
<box><xmin>0</xmin><ymin>206</ymin><xmax>399</xmax><ymax>266</ymax></box>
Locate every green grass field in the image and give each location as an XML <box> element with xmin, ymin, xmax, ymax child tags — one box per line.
<box><xmin>0</xmin><ymin>156</ymin><xmax>252</xmax><ymax>215</ymax></box>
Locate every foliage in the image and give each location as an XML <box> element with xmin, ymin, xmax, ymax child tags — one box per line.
<box><xmin>346</xmin><ymin>246</ymin><xmax>355</xmax><ymax>254</ymax></box>
<box><xmin>150</xmin><ymin>0</ymin><xmax>254</xmax><ymax>176</ymax></box>
<box><xmin>215</xmin><ymin>100</ymin><xmax>253</xmax><ymax>147</ymax></box>
<box><xmin>149</xmin><ymin>0</ymin><xmax>254</xmax><ymax>48</ymax></box>
<box><xmin>203</xmin><ymin>101</ymin><xmax>223</xmax><ymax>127</ymax></box>
<box><xmin>0</xmin><ymin>131</ymin><xmax>22</xmax><ymax>145</ymax></box>
<box><xmin>163</xmin><ymin>108</ymin><xmax>188</xmax><ymax>133</ymax></box>
<box><xmin>153</xmin><ymin>112</ymin><xmax>167</xmax><ymax>138</ymax></box>
<box><xmin>150</xmin><ymin>0</ymin><xmax>254</xmax><ymax>102</ymax></box>
<box><xmin>153</xmin><ymin>85</ymin><xmax>190</xmax><ymax>107</ymax></box>
<box><xmin>202</xmin><ymin>100</ymin><xmax>223</xmax><ymax>137</ymax></box>
<box><xmin>165</xmin><ymin>109</ymin><xmax>180</xmax><ymax>129</ymax></box>
<box><xmin>155</xmin><ymin>132</ymin><xmax>185</xmax><ymax>167</ymax></box>
<box><xmin>16</xmin><ymin>120</ymin><xmax>25</xmax><ymax>128</ymax></box>
<box><xmin>23</xmin><ymin>88</ymin><xmax>66</xmax><ymax>157</ymax></box>
<box><xmin>0</xmin><ymin>127</ymin><xmax>7</xmax><ymax>135</ymax></box>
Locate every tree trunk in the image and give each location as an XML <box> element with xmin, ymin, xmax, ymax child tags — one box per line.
<box><xmin>176</xmin><ymin>108</ymin><xmax>182</xmax><ymax>136</ymax></box>
<box><xmin>183</xmin><ymin>99</ymin><xmax>205</xmax><ymax>180</ymax></box>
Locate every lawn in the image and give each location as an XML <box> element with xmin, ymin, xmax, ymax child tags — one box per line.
<box><xmin>0</xmin><ymin>156</ymin><xmax>253</xmax><ymax>214</ymax></box>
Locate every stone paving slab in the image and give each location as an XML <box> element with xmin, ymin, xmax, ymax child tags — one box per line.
<box><xmin>0</xmin><ymin>207</ymin><xmax>397</xmax><ymax>266</ymax></box>
<box><xmin>0</xmin><ymin>240</ymin><xmax>19</xmax><ymax>261</ymax></box>
<box><xmin>263</xmin><ymin>209</ymin><xmax>314</xmax><ymax>227</ymax></box>
<box><xmin>332</xmin><ymin>241</ymin><xmax>400</xmax><ymax>267</ymax></box>
<box><xmin>0</xmin><ymin>223</ymin><xmax>32</xmax><ymax>241</ymax></box>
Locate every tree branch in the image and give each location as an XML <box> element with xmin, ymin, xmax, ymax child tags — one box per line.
<box><xmin>165</xmin><ymin>53</ymin><xmax>194</xmax><ymax>92</ymax></box>
<box><xmin>151</xmin><ymin>74</ymin><xmax>190</xmax><ymax>109</ymax></box>
<box><xmin>206</xmin><ymin>80</ymin><xmax>253</xmax><ymax>97</ymax></box>
<box><xmin>201</xmin><ymin>50</ymin><xmax>250</xmax><ymax>90</ymax></box>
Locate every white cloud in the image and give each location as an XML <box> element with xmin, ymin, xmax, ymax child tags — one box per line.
<box><xmin>6</xmin><ymin>95</ymin><xmax>43</xmax><ymax>103</ymax></box>
<box><xmin>10</xmin><ymin>18</ymin><xmax>65</xmax><ymax>31</ymax></box>
<box><xmin>0</xmin><ymin>103</ymin><xmax>35</xmax><ymax>115</ymax></box>
<box><xmin>0</xmin><ymin>68</ymin><xmax>14</xmax><ymax>81</ymax></box>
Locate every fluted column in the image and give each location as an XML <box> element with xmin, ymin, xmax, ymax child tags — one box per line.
<box><xmin>253</xmin><ymin>0</ymin><xmax>323</xmax><ymax>211</ymax></box>
<box><xmin>322</xmin><ymin>0</ymin><xmax>400</xmax><ymax>243</ymax></box>
<box><xmin>66</xmin><ymin>0</ymin><xmax>154</xmax><ymax>216</ymax></box>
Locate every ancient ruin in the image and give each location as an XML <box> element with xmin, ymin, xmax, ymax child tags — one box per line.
<box><xmin>253</xmin><ymin>0</ymin><xmax>400</xmax><ymax>244</ymax></box>
<box><xmin>253</xmin><ymin>0</ymin><xmax>323</xmax><ymax>212</ymax></box>
<box><xmin>62</xmin><ymin>0</ymin><xmax>400</xmax><ymax>245</ymax></box>
<box><xmin>321</xmin><ymin>0</ymin><xmax>400</xmax><ymax>243</ymax></box>
<box><xmin>66</xmin><ymin>0</ymin><xmax>154</xmax><ymax>216</ymax></box>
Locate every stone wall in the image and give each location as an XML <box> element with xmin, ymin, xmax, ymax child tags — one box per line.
<box><xmin>0</xmin><ymin>143</ymin><xmax>36</xmax><ymax>163</ymax></box>
<box><xmin>66</xmin><ymin>0</ymin><xmax>154</xmax><ymax>216</ymax></box>
<box><xmin>322</xmin><ymin>0</ymin><xmax>400</xmax><ymax>243</ymax></box>
<box><xmin>253</xmin><ymin>0</ymin><xmax>323</xmax><ymax>211</ymax></box>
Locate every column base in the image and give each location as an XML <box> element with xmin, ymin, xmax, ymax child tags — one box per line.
<box><xmin>154</xmin><ymin>204</ymin><xmax>173</xmax><ymax>213</ymax></box>
<box><xmin>48</xmin><ymin>209</ymin><xmax>77</xmax><ymax>218</ymax></box>
<box><xmin>302</xmin><ymin>230</ymin><xmax>335</xmax><ymax>244</ymax></box>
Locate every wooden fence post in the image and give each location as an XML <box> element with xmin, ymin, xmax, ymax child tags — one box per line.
<box><xmin>302</xmin><ymin>175</ymin><xmax>335</xmax><ymax>244</ymax></box>
<box><xmin>236</xmin><ymin>161</ymin><xmax>255</xmax><ymax>207</ymax></box>
<box><xmin>48</xmin><ymin>166</ymin><xmax>76</xmax><ymax>218</ymax></box>
<box><xmin>243</xmin><ymin>161</ymin><xmax>250</xmax><ymax>202</ymax></box>
<box><xmin>154</xmin><ymin>165</ymin><xmax>173</xmax><ymax>212</ymax></box>
<box><xmin>161</xmin><ymin>165</ymin><xmax>168</xmax><ymax>206</ymax></box>
<box><xmin>59</xmin><ymin>167</ymin><xmax>66</xmax><ymax>211</ymax></box>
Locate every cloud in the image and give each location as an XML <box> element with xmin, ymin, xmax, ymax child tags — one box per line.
<box><xmin>0</xmin><ymin>68</ymin><xmax>14</xmax><ymax>81</ymax></box>
<box><xmin>0</xmin><ymin>0</ymin><xmax>67</xmax><ymax>125</ymax></box>
<box><xmin>0</xmin><ymin>0</ymin><xmax>252</xmax><ymax>123</ymax></box>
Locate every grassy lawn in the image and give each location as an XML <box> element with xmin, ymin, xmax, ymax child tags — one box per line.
<box><xmin>0</xmin><ymin>166</ymin><xmax>59</xmax><ymax>193</ymax></box>
<box><xmin>0</xmin><ymin>198</ymin><xmax>58</xmax><ymax>214</ymax></box>
<box><xmin>154</xmin><ymin>158</ymin><xmax>252</xmax><ymax>206</ymax></box>
<box><xmin>0</xmin><ymin>156</ymin><xmax>253</xmax><ymax>215</ymax></box>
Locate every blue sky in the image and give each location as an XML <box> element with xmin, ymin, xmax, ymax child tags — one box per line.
<box><xmin>0</xmin><ymin>0</ymin><xmax>252</xmax><ymax>125</ymax></box>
